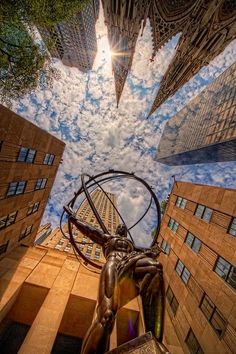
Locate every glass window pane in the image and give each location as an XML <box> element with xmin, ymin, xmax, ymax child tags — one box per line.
<box><xmin>200</xmin><ymin>295</ymin><xmax>214</xmax><ymax>320</ymax></box>
<box><xmin>7</xmin><ymin>182</ymin><xmax>17</xmax><ymax>196</ymax></box>
<box><xmin>182</xmin><ymin>268</ymin><xmax>190</xmax><ymax>284</ymax></box>
<box><xmin>35</xmin><ymin>179</ymin><xmax>42</xmax><ymax>190</ymax></box>
<box><xmin>16</xmin><ymin>181</ymin><xmax>26</xmax><ymax>194</ymax></box>
<box><xmin>192</xmin><ymin>238</ymin><xmax>201</xmax><ymax>253</ymax></box>
<box><xmin>186</xmin><ymin>232</ymin><xmax>194</xmax><ymax>247</ymax></box>
<box><xmin>0</xmin><ymin>216</ymin><xmax>7</xmax><ymax>229</ymax></box>
<box><xmin>211</xmin><ymin>310</ymin><xmax>227</xmax><ymax>338</ymax></box>
<box><xmin>227</xmin><ymin>266</ymin><xmax>236</xmax><ymax>290</ymax></box>
<box><xmin>203</xmin><ymin>208</ymin><xmax>213</xmax><ymax>222</ymax></box>
<box><xmin>176</xmin><ymin>260</ymin><xmax>184</xmax><ymax>276</ymax></box>
<box><xmin>26</xmin><ymin>149</ymin><xmax>36</xmax><ymax>163</ymax></box>
<box><xmin>166</xmin><ymin>287</ymin><xmax>173</xmax><ymax>304</ymax></box>
<box><xmin>173</xmin><ymin>222</ymin><xmax>179</xmax><ymax>233</ymax></box>
<box><xmin>195</xmin><ymin>205</ymin><xmax>204</xmax><ymax>218</ymax></box>
<box><xmin>168</xmin><ymin>218</ymin><xmax>174</xmax><ymax>228</ymax></box>
<box><xmin>171</xmin><ymin>297</ymin><xmax>179</xmax><ymax>315</ymax></box>
<box><xmin>44</xmin><ymin>153</ymin><xmax>50</xmax><ymax>164</ymax></box>
<box><xmin>229</xmin><ymin>217</ymin><xmax>236</xmax><ymax>236</ymax></box>
<box><xmin>17</xmin><ymin>147</ymin><xmax>28</xmax><ymax>162</ymax></box>
<box><xmin>176</xmin><ymin>197</ymin><xmax>181</xmax><ymax>207</ymax></box>
<box><xmin>48</xmin><ymin>154</ymin><xmax>55</xmax><ymax>165</ymax></box>
<box><xmin>6</xmin><ymin>212</ymin><xmax>17</xmax><ymax>226</ymax></box>
<box><xmin>41</xmin><ymin>179</ymin><xmax>47</xmax><ymax>189</ymax></box>
<box><xmin>215</xmin><ymin>257</ymin><xmax>230</xmax><ymax>280</ymax></box>
<box><xmin>186</xmin><ymin>329</ymin><xmax>203</xmax><ymax>354</ymax></box>
<box><xmin>180</xmin><ymin>198</ymin><xmax>187</xmax><ymax>209</ymax></box>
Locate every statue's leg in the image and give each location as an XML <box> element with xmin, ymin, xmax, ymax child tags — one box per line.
<box><xmin>134</xmin><ymin>257</ymin><xmax>165</xmax><ymax>342</ymax></box>
<box><xmin>81</xmin><ymin>259</ymin><xmax>118</xmax><ymax>354</ymax></box>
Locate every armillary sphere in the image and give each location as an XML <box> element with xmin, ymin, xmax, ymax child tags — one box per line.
<box><xmin>61</xmin><ymin>170</ymin><xmax>161</xmax><ymax>270</ymax></box>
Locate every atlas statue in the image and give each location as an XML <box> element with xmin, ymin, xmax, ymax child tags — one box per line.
<box><xmin>63</xmin><ymin>171</ymin><xmax>166</xmax><ymax>354</ymax></box>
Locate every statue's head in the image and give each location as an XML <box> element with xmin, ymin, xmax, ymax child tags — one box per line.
<box><xmin>116</xmin><ymin>223</ymin><xmax>128</xmax><ymax>237</ymax></box>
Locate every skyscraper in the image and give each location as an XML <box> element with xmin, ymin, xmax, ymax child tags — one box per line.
<box><xmin>158</xmin><ymin>181</ymin><xmax>236</xmax><ymax>353</ymax></box>
<box><xmin>156</xmin><ymin>62</ymin><xmax>236</xmax><ymax>165</ymax></box>
<box><xmin>42</xmin><ymin>189</ymin><xmax>120</xmax><ymax>263</ymax></box>
<box><xmin>39</xmin><ymin>0</ymin><xmax>99</xmax><ymax>72</ymax></box>
<box><xmin>148</xmin><ymin>0</ymin><xmax>236</xmax><ymax>116</ymax></box>
<box><xmin>102</xmin><ymin>1</ymin><xmax>236</xmax><ymax>114</ymax></box>
<box><xmin>102</xmin><ymin>0</ymin><xmax>149</xmax><ymax>106</ymax></box>
<box><xmin>0</xmin><ymin>105</ymin><xmax>65</xmax><ymax>259</ymax></box>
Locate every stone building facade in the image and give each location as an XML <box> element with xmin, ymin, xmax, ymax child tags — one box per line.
<box><xmin>158</xmin><ymin>181</ymin><xmax>236</xmax><ymax>353</ymax></box>
<box><xmin>0</xmin><ymin>105</ymin><xmax>65</xmax><ymax>260</ymax></box>
<box><xmin>39</xmin><ymin>0</ymin><xmax>99</xmax><ymax>72</ymax></box>
<box><xmin>156</xmin><ymin>62</ymin><xmax>236</xmax><ymax>165</ymax></box>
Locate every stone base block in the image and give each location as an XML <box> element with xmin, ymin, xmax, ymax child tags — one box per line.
<box><xmin>106</xmin><ymin>332</ymin><xmax>170</xmax><ymax>354</ymax></box>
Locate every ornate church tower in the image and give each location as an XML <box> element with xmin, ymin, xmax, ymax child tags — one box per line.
<box><xmin>102</xmin><ymin>0</ymin><xmax>150</xmax><ymax>106</ymax></box>
<box><xmin>148</xmin><ymin>0</ymin><xmax>236</xmax><ymax>116</ymax></box>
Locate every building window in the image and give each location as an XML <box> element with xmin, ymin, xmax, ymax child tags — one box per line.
<box><xmin>161</xmin><ymin>239</ymin><xmax>170</xmax><ymax>255</ymax></box>
<box><xmin>0</xmin><ymin>140</ymin><xmax>3</xmax><ymax>151</ymax></box>
<box><xmin>200</xmin><ymin>293</ymin><xmax>227</xmax><ymax>338</ymax></box>
<box><xmin>168</xmin><ymin>218</ymin><xmax>179</xmax><ymax>233</ymax></box>
<box><xmin>43</xmin><ymin>153</ymin><xmax>55</xmax><ymax>165</ymax></box>
<box><xmin>6</xmin><ymin>181</ymin><xmax>27</xmax><ymax>197</ymax></box>
<box><xmin>17</xmin><ymin>147</ymin><xmax>36</xmax><ymax>163</ymax></box>
<box><xmin>228</xmin><ymin>217</ymin><xmax>236</xmax><ymax>237</ymax></box>
<box><xmin>185</xmin><ymin>232</ymin><xmax>202</xmax><ymax>253</ymax></box>
<box><xmin>175</xmin><ymin>259</ymin><xmax>191</xmax><ymax>284</ymax></box>
<box><xmin>185</xmin><ymin>329</ymin><xmax>204</xmax><ymax>354</ymax></box>
<box><xmin>19</xmin><ymin>225</ymin><xmax>33</xmax><ymax>241</ymax></box>
<box><xmin>0</xmin><ymin>240</ymin><xmax>9</xmax><ymax>255</ymax></box>
<box><xmin>214</xmin><ymin>256</ymin><xmax>236</xmax><ymax>290</ymax></box>
<box><xmin>194</xmin><ymin>204</ymin><xmax>213</xmax><ymax>222</ymax></box>
<box><xmin>166</xmin><ymin>287</ymin><xmax>179</xmax><ymax>315</ymax></box>
<box><xmin>35</xmin><ymin>178</ymin><xmax>47</xmax><ymax>190</ymax></box>
<box><xmin>27</xmin><ymin>202</ymin><xmax>40</xmax><ymax>215</ymax></box>
<box><xmin>0</xmin><ymin>211</ymin><xmax>17</xmax><ymax>230</ymax></box>
<box><xmin>175</xmin><ymin>197</ymin><xmax>187</xmax><ymax>209</ymax></box>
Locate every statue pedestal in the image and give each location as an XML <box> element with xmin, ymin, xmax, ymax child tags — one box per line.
<box><xmin>106</xmin><ymin>332</ymin><xmax>170</xmax><ymax>354</ymax></box>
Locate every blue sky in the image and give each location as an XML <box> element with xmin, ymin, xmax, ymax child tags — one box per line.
<box><xmin>10</xmin><ymin>9</ymin><xmax>236</xmax><ymax>246</ymax></box>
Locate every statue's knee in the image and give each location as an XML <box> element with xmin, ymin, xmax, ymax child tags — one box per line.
<box><xmin>100</xmin><ymin>309</ymin><xmax>115</xmax><ymax>329</ymax></box>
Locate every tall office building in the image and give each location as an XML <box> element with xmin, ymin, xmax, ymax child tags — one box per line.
<box><xmin>156</xmin><ymin>62</ymin><xmax>236</xmax><ymax>165</ymax></box>
<box><xmin>40</xmin><ymin>0</ymin><xmax>99</xmax><ymax>72</ymax></box>
<box><xmin>42</xmin><ymin>189</ymin><xmax>120</xmax><ymax>263</ymax></box>
<box><xmin>159</xmin><ymin>181</ymin><xmax>236</xmax><ymax>353</ymax></box>
<box><xmin>0</xmin><ymin>105</ymin><xmax>65</xmax><ymax>260</ymax></box>
<box><xmin>102</xmin><ymin>0</ymin><xmax>148</xmax><ymax>106</ymax></box>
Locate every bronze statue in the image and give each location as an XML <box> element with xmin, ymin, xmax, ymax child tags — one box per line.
<box><xmin>65</xmin><ymin>207</ymin><xmax>165</xmax><ymax>354</ymax></box>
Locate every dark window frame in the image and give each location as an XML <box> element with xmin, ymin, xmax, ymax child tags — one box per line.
<box><xmin>200</xmin><ymin>293</ymin><xmax>227</xmax><ymax>338</ymax></box>
<box><xmin>168</xmin><ymin>218</ymin><xmax>179</xmax><ymax>233</ymax></box>
<box><xmin>175</xmin><ymin>196</ymin><xmax>187</xmax><ymax>209</ymax></box>
<box><xmin>194</xmin><ymin>204</ymin><xmax>213</xmax><ymax>222</ymax></box>
<box><xmin>0</xmin><ymin>211</ymin><xmax>18</xmax><ymax>230</ymax></box>
<box><xmin>35</xmin><ymin>178</ymin><xmax>47</xmax><ymax>190</ymax></box>
<box><xmin>166</xmin><ymin>287</ymin><xmax>179</xmax><ymax>315</ymax></box>
<box><xmin>175</xmin><ymin>259</ymin><xmax>191</xmax><ymax>284</ymax></box>
<box><xmin>27</xmin><ymin>202</ymin><xmax>40</xmax><ymax>216</ymax></box>
<box><xmin>0</xmin><ymin>240</ymin><xmax>9</xmax><ymax>255</ymax></box>
<box><xmin>17</xmin><ymin>146</ymin><xmax>36</xmax><ymax>163</ymax></box>
<box><xmin>43</xmin><ymin>153</ymin><xmax>55</xmax><ymax>165</ymax></box>
<box><xmin>214</xmin><ymin>256</ymin><xmax>236</xmax><ymax>290</ymax></box>
<box><xmin>185</xmin><ymin>328</ymin><xmax>204</xmax><ymax>354</ymax></box>
<box><xmin>0</xmin><ymin>140</ymin><xmax>3</xmax><ymax>151</ymax></box>
<box><xmin>19</xmin><ymin>225</ymin><xmax>33</xmax><ymax>241</ymax></box>
<box><xmin>228</xmin><ymin>217</ymin><xmax>236</xmax><ymax>237</ymax></box>
<box><xmin>6</xmin><ymin>181</ymin><xmax>27</xmax><ymax>197</ymax></box>
<box><xmin>161</xmin><ymin>239</ymin><xmax>171</xmax><ymax>255</ymax></box>
<box><xmin>185</xmin><ymin>232</ymin><xmax>202</xmax><ymax>253</ymax></box>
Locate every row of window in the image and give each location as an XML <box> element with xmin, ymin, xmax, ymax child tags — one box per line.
<box><xmin>174</xmin><ymin>196</ymin><xmax>236</xmax><ymax>237</ymax></box>
<box><xmin>167</xmin><ymin>215</ymin><xmax>236</xmax><ymax>291</ymax></box>
<box><xmin>167</xmin><ymin>286</ymin><xmax>227</xmax><ymax>342</ymax></box>
<box><xmin>17</xmin><ymin>146</ymin><xmax>55</xmax><ymax>165</ymax></box>
<box><xmin>0</xmin><ymin>202</ymin><xmax>40</xmax><ymax>232</ymax></box>
<box><xmin>6</xmin><ymin>179</ymin><xmax>47</xmax><ymax>197</ymax></box>
<box><xmin>0</xmin><ymin>224</ymin><xmax>33</xmax><ymax>255</ymax></box>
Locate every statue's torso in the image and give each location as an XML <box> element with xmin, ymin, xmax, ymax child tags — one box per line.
<box><xmin>103</xmin><ymin>236</ymin><xmax>134</xmax><ymax>260</ymax></box>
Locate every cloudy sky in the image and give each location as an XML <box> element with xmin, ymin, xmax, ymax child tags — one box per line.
<box><xmin>10</xmin><ymin>7</ymin><xmax>236</xmax><ymax>247</ymax></box>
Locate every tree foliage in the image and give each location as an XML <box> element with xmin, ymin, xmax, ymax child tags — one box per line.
<box><xmin>0</xmin><ymin>0</ymin><xmax>89</xmax><ymax>105</ymax></box>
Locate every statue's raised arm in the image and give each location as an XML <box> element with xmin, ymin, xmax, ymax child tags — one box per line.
<box><xmin>64</xmin><ymin>206</ymin><xmax>108</xmax><ymax>246</ymax></box>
